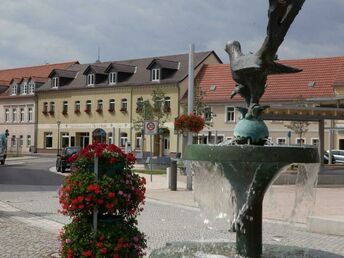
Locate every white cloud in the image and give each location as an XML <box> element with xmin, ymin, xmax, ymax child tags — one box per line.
<box><xmin>0</xmin><ymin>0</ymin><xmax>343</xmax><ymax>68</ymax></box>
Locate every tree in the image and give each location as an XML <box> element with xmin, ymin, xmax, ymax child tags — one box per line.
<box><xmin>133</xmin><ymin>88</ymin><xmax>171</xmax><ymax>157</ymax></box>
<box><xmin>285</xmin><ymin>120</ymin><xmax>310</xmax><ymax>145</ymax></box>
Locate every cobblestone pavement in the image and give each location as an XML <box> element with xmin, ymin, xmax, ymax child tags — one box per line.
<box><xmin>1</xmin><ymin>197</ymin><xmax>344</xmax><ymax>257</ymax></box>
<box><xmin>0</xmin><ymin>212</ymin><xmax>59</xmax><ymax>258</ymax></box>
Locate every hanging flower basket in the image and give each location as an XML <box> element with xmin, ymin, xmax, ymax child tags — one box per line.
<box><xmin>174</xmin><ymin>113</ymin><xmax>205</xmax><ymax>133</ymax></box>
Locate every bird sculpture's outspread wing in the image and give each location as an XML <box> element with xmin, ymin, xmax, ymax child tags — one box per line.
<box><xmin>257</xmin><ymin>0</ymin><xmax>306</xmax><ymax>63</ymax></box>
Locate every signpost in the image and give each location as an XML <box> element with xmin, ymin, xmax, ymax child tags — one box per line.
<box><xmin>144</xmin><ymin>120</ymin><xmax>159</xmax><ymax>182</ymax></box>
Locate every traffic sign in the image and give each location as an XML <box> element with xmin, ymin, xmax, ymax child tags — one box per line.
<box><xmin>144</xmin><ymin>120</ymin><xmax>158</xmax><ymax>135</ymax></box>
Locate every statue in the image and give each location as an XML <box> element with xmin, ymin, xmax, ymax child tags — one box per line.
<box><xmin>226</xmin><ymin>0</ymin><xmax>305</xmax><ymax>120</ymax></box>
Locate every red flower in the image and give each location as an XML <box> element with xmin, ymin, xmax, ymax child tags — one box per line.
<box><xmin>108</xmin><ymin>192</ymin><xmax>115</xmax><ymax>198</ymax></box>
<box><xmin>82</xmin><ymin>250</ymin><xmax>92</xmax><ymax>257</ymax></box>
<box><xmin>100</xmin><ymin>248</ymin><xmax>107</xmax><ymax>254</ymax></box>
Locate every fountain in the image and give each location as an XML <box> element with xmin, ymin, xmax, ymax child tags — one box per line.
<box><xmin>149</xmin><ymin>1</ymin><xmax>337</xmax><ymax>257</ymax></box>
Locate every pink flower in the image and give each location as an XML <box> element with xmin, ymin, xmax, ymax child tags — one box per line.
<box><xmin>118</xmin><ymin>191</ymin><xmax>123</xmax><ymax>196</ymax></box>
<box><xmin>65</xmin><ymin>239</ymin><xmax>71</xmax><ymax>244</ymax></box>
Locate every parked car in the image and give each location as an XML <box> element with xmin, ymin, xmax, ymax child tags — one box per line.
<box><xmin>56</xmin><ymin>146</ymin><xmax>81</xmax><ymax>172</ymax></box>
<box><xmin>0</xmin><ymin>133</ymin><xmax>7</xmax><ymax>165</ymax></box>
<box><xmin>324</xmin><ymin>151</ymin><xmax>335</xmax><ymax>164</ymax></box>
<box><xmin>326</xmin><ymin>150</ymin><xmax>344</xmax><ymax>164</ymax></box>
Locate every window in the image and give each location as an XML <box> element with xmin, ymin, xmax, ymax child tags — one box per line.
<box><xmin>277</xmin><ymin>138</ymin><xmax>286</xmax><ymax>145</ymax></box>
<box><xmin>225</xmin><ymin>106</ymin><xmax>235</xmax><ymax>122</ymax></box>
<box><xmin>20</xmin><ymin>108</ymin><xmax>25</xmax><ymax>122</ymax></box>
<box><xmin>44</xmin><ymin>132</ymin><xmax>53</xmax><ymax>148</ymax></box>
<box><xmin>52</xmin><ymin>77</ymin><xmax>59</xmax><ymax>88</ymax></box>
<box><xmin>164</xmin><ymin>97</ymin><xmax>171</xmax><ymax>113</ymax></box>
<box><xmin>75</xmin><ymin>101</ymin><xmax>81</xmax><ymax>113</ymax></box>
<box><xmin>109</xmin><ymin>72</ymin><xmax>117</xmax><ymax>85</ymax></box>
<box><xmin>136</xmin><ymin>132</ymin><xmax>142</xmax><ymax>148</ymax></box>
<box><xmin>49</xmin><ymin>102</ymin><xmax>55</xmax><ymax>114</ymax></box>
<box><xmin>19</xmin><ymin>135</ymin><xmax>23</xmax><ymax>147</ymax></box>
<box><xmin>28</xmin><ymin>107</ymin><xmax>33</xmax><ymax>122</ymax></box>
<box><xmin>5</xmin><ymin>109</ymin><xmax>10</xmax><ymax>122</ymax></box>
<box><xmin>87</xmin><ymin>74</ymin><xmax>95</xmax><ymax>86</ymax></box>
<box><xmin>85</xmin><ymin>100</ymin><xmax>92</xmax><ymax>113</ymax></box>
<box><xmin>11</xmin><ymin>84</ymin><xmax>17</xmax><ymax>95</ymax></box>
<box><xmin>61</xmin><ymin>133</ymin><xmax>69</xmax><ymax>148</ymax></box>
<box><xmin>152</xmin><ymin>68</ymin><xmax>160</xmax><ymax>81</ymax></box>
<box><xmin>136</xmin><ymin>97</ymin><xmax>143</xmax><ymax>113</ymax></box>
<box><xmin>120</xmin><ymin>132</ymin><xmax>128</xmax><ymax>147</ymax></box>
<box><xmin>27</xmin><ymin>135</ymin><xmax>31</xmax><ymax>147</ymax></box>
<box><xmin>63</xmin><ymin>101</ymin><xmax>68</xmax><ymax>114</ymax></box>
<box><xmin>97</xmin><ymin>100</ymin><xmax>103</xmax><ymax>112</ymax></box>
<box><xmin>121</xmin><ymin>99</ymin><xmax>127</xmax><ymax>112</ymax></box>
<box><xmin>204</xmin><ymin>106</ymin><xmax>212</xmax><ymax>122</ymax></box>
<box><xmin>109</xmin><ymin>99</ymin><xmax>115</xmax><ymax>112</ymax></box>
<box><xmin>311</xmin><ymin>138</ymin><xmax>319</xmax><ymax>146</ymax></box>
<box><xmin>11</xmin><ymin>135</ymin><xmax>16</xmax><ymax>147</ymax></box>
<box><xmin>296</xmin><ymin>138</ymin><xmax>306</xmax><ymax>145</ymax></box>
<box><xmin>12</xmin><ymin>109</ymin><xmax>17</xmax><ymax>122</ymax></box>
<box><xmin>21</xmin><ymin>82</ymin><xmax>28</xmax><ymax>95</ymax></box>
<box><xmin>29</xmin><ymin>82</ymin><xmax>35</xmax><ymax>94</ymax></box>
<box><xmin>43</xmin><ymin>102</ymin><xmax>48</xmax><ymax>113</ymax></box>
<box><xmin>108</xmin><ymin>132</ymin><xmax>113</xmax><ymax>144</ymax></box>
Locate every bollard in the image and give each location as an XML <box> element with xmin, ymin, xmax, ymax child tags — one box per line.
<box><xmin>170</xmin><ymin>160</ymin><xmax>177</xmax><ymax>191</ymax></box>
<box><xmin>166</xmin><ymin>167</ymin><xmax>171</xmax><ymax>188</ymax></box>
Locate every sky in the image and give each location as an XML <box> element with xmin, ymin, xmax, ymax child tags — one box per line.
<box><xmin>0</xmin><ymin>0</ymin><xmax>343</xmax><ymax>69</ymax></box>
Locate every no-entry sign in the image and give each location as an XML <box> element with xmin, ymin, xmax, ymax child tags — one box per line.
<box><xmin>144</xmin><ymin>120</ymin><xmax>158</xmax><ymax>135</ymax></box>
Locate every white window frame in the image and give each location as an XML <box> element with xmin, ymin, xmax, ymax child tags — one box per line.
<box><xmin>86</xmin><ymin>100</ymin><xmax>92</xmax><ymax>112</ymax></box>
<box><xmin>109</xmin><ymin>72</ymin><xmax>117</xmax><ymax>85</ymax></box>
<box><xmin>120</xmin><ymin>132</ymin><xmax>128</xmax><ymax>147</ymax></box>
<box><xmin>12</xmin><ymin>108</ymin><xmax>17</xmax><ymax>122</ymax></box>
<box><xmin>50</xmin><ymin>102</ymin><xmax>55</xmax><ymax>113</ymax></box>
<box><xmin>28</xmin><ymin>107</ymin><xmax>33</xmax><ymax>122</ymax></box>
<box><xmin>295</xmin><ymin>138</ymin><xmax>306</xmax><ymax>145</ymax></box>
<box><xmin>121</xmin><ymin>99</ymin><xmax>128</xmax><ymax>111</ymax></box>
<box><xmin>108</xmin><ymin>132</ymin><xmax>113</xmax><ymax>144</ymax></box>
<box><xmin>75</xmin><ymin>101</ymin><xmax>81</xmax><ymax>112</ymax></box>
<box><xmin>52</xmin><ymin>77</ymin><xmax>59</xmax><ymax>88</ymax></box>
<box><xmin>152</xmin><ymin>68</ymin><xmax>160</xmax><ymax>82</ymax></box>
<box><xmin>27</xmin><ymin>135</ymin><xmax>31</xmax><ymax>147</ymax></box>
<box><xmin>63</xmin><ymin>101</ymin><xmax>68</xmax><ymax>113</ymax></box>
<box><xmin>21</xmin><ymin>82</ymin><xmax>28</xmax><ymax>95</ymax></box>
<box><xmin>225</xmin><ymin>106</ymin><xmax>236</xmax><ymax>122</ymax></box>
<box><xmin>44</xmin><ymin>132</ymin><xmax>53</xmax><ymax>149</ymax></box>
<box><xmin>276</xmin><ymin>137</ymin><xmax>287</xmax><ymax>145</ymax></box>
<box><xmin>19</xmin><ymin>135</ymin><xmax>23</xmax><ymax>147</ymax></box>
<box><xmin>87</xmin><ymin>74</ymin><xmax>95</xmax><ymax>86</ymax></box>
<box><xmin>97</xmin><ymin>100</ymin><xmax>103</xmax><ymax>111</ymax></box>
<box><xmin>43</xmin><ymin>102</ymin><xmax>48</xmax><ymax>112</ymax></box>
<box><xmin>29</xmin><ymin>82</ymin><xmax>35</xmax><ymax>94</ymax></box>
<box><xmin>135</xmin><ymin>132</ymin><xmax>142</xmax><ymax>148</ymax></box>
<box><xmin>20</xmin><ymin>108</ymin><xmax>25</xmax><ymax>122</ymax></box>
<box><xmin>5</xmin><ymin>109</ymin><xmax>10</xmax><ymax>122</ymax></box>
<box><xmin>11</xmin><ymin>84</ymin><xmax>17</xmax><ymax>95</ymax></box>
<box><xmin>109</xmin><ymin>99</ymin><xmax>115</xmax><ymax>111</ymax></box>
<box><xmin>61</xmin><ymin>132</ymin><xmax>70</xmax><ymax>148</ymax></box>
<box><xmin>11</xmin><ymin>135</ymin><xmax>16</xmax><ymax>147</ymax></box>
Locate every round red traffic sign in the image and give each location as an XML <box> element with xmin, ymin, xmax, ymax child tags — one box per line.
<box><xmin>146</xmin><ymin>122</ymin><xmax>155</xmax><ymax>131</ymax></box>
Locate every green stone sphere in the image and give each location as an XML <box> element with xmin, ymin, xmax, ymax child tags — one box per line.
<box><xmin>234</xmin><ymin>117</ymin><xmax>269</xmax><ymax>145</ymax></box>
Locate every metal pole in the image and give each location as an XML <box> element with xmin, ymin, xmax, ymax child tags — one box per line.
<box><xmin>57</xmin><ymin>121</ymin><xmax>61</xmax><ymax>155</ymax></box>
<box><xmin>93</xmin><ymin>156</ymin><xmax>98</xmax><ymax>231</ymax></box>
<box><xmin>186</xmin><ymin>43</ymin><xmax>194</xmax><ymax>191</ymax></box>
<box><xmin>150</xmin><ymin>134</ymin><xmax>153</xmax><ymax>182</ymax></box>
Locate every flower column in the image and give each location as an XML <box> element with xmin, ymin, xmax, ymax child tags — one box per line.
<box><xmin>59</xmin><ymin>143</ymin><xmax>147</xmax><ymax>258</ymax></box>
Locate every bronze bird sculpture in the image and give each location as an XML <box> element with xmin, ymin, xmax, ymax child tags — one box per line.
<box><xmin>226</xmin><ymin>0</ymin><xmax>305</xmax><ymax>118</ymax></box>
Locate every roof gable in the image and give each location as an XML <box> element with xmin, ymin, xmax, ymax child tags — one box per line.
<box><xmin>105</xmin><ymin>63</ymin><xmax>136</xmax><ymax>74</ymax></box>
<box><xmin>83</xmin><ymin>65</ymin><xmax>107</xmax><ymax>75</ymax></box>
<box><xmin>146</xmin><ymin>58</ymin><xmax>179</xmax><ymax>70</ymax></box>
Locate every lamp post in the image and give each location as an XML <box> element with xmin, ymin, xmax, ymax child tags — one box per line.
<box><xmin>57</xmin><ymin>121</ymin><xmax>61</xmax><ymax>155</ymax></box>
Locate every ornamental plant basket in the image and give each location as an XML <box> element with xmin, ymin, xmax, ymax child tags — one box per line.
<box><xmin>174</xmin><ymin>113</ymin><xmax>205</xmax><ymax>133</ymax></box>
<box><xmin>108</xmin><ymin>108</ymin><xmax>115</xmax><ymax>113</ymax></box>
<box><xmin>74</xmin><ymin>109</ymin><xmax>81</xmax><ymax>114</ymax></box>
<box><xmin>49</xmin><ymin>110</ymin><xmax>55</xmax><ymax>115</ymax></box>
<box><xmin>42</xmin><ymin>110</ymin><xmax>48</xmax><ymax>115</ymax></box>
<box><xmin>84</xmin><ymin>109</ymin><xmax>91</xmax><ymax>114</ymax></box>
<box><xmin>59</xmin><ymin>143</ymin><xmax>147</xmax><ymax>257</ymax></box>
<box><xmin>96</xmin><ymin>108</ymin><xmax>103</xmax><ymax>113</ymax></box>
<box><xmin>62</xmin><ymin>110</ymin><xmax>68</xmax><ymax>115</ymax></box>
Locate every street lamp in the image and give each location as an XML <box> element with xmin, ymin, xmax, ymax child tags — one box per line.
<box><xmin>57</xmin><ymin>121</ymin><xmax>61</xmax><ymax>155</ymax></box>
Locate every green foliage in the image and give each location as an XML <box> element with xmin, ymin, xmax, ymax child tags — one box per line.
<box><xmin>285</xmin><ymin>121</ymin><xmax>310</xmax><ymax>145</ymax></box>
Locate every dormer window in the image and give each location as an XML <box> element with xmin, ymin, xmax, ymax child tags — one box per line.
<box><xmin>11</xmin><ymin>84</ymin><xmax>17</xmax><ymax>95</ymax></box>
<box><xmin>52</xmin><ymin>77</ymin><xmax>59</xmax><ymax>88</ymax></box>
<box><xmin>152</xmin><ymin>68</ymin><xmax>160</xmax><ymax>82</ymax></box>
<box><xmin>109</xmin><ymin>72</ymin><xmax>117</xmax><ymax>85</ymax></box>
<box><xmin>28</xmin><ymin>82</ymin><xmax>35</xmax><ymax>94</ymax></box>
<box><xmin>87</xmin><ymin>74</ymin><xmax>95</xmax><ymax>86</ymax></box>
<box><xmin>21</xmin><ymin>82</ymin><xmax>28</xmax><ymax>95</ymax></box>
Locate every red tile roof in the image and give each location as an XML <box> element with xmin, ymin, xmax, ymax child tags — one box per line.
<box><xmin>0</xmin><ymin>61</ymin><xmax>78</xmax><ymax>82</ymax></box>
<box><xmin>197</xmin><ymin>56</ymin><xmax>344</xmax><ymax>103</ymax></box>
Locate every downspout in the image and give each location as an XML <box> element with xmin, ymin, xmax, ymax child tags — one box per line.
<box><xmin>34</xmin><ymin>93</ymin><xmax>38</xmax><ymax>153</ymax></box>
<box><xmin>177</xmin><ymin>84</ymin><xmax>180</xmax><ymax>154</ymax></box>
<box><xmin>130</xmin><ymin>87</ymin><xmax>133</xmax><ymax>145</ymax></box>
